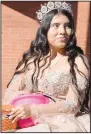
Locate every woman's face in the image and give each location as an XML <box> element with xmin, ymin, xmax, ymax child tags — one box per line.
<box><xmin>47</xmin><ymin>13</ymin><xmax>72</xmax><ymax>51</ymax></box>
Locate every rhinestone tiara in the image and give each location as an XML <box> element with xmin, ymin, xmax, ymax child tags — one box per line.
<box><xmin>36</xmin><ymin>1</ymin><xmax>73</xmax><ymax>22</ymax></box>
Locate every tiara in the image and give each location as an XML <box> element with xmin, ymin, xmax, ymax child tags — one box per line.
<box><xmin>36</xmin><ymin>1</ymin><xmax>73</xmax><ymax>22</ymax></box>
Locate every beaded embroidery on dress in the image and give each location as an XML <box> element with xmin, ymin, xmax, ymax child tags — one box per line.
<box><xmin>24</xmin><ymin>68</ymin><xmax>88</xmax><ymax>100</ymax></box>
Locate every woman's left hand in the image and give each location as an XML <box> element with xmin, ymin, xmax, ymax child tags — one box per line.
<box><xmin>9</xmin><ymin>104</ymin><xmax>31</xmax><ymax>123</ymax></box>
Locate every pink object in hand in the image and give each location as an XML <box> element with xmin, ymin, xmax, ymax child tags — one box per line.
<box><xmin>10</xmin><ymin>93</ymin><xmax>49</xmax><ymax>128</ymax></box>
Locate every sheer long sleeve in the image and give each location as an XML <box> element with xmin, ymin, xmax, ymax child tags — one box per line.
<box><xmin>3</xmin><ymin>62</ymin><xmax>35</xmax><ymax>105</ymax></box>
<box><xmin>3</xmin><ymin>73</ymin><xmax>26</xmax><ymax>104</ymax></box>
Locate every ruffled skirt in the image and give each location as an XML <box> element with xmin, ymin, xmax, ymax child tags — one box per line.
<box><xmin>16</xmin><ymin>113</ymin><xmax>90</xmax><ymax>132</ymax></box>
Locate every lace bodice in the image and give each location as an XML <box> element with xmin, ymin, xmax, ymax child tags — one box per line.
<box><xmin>25</xmin><ymin>70</ymin><xmax>71</xmax><ymax>95</ymax></box>
<box><xmin>24</xmin><ymin>68</ymin><xmax>88</xmax><ymax>100</ymax></box>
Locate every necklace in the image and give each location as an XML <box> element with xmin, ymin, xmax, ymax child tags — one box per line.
<box><xmin>49</xmin><ymin>54</ymin><xmax>68</xmax><ymax>69</ymax></box>
<box><xmin>49</xmin><ymin>56</ymin><xmax>61</xmax><ymax>68</ymax></box>
<box><xmin>37</xmin><ymin>54</ymin><xmax>67</xmax><ymax>79</ymax></box>
<box><xmin>37</xmin><ymin>56</ymin><xmax>61</xmax><ymax>79</ymax></box>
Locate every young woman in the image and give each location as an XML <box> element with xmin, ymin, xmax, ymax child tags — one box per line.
<box><xmin>3</xmin><ymin>2</ymin><xmax>90</xmax><ymax>132</ymax></box>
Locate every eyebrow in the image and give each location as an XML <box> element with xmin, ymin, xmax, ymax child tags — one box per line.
<box><xmin>50</xmin><ymin>22</ymin><xmax>70</xmax><ymax>25</ymax></box>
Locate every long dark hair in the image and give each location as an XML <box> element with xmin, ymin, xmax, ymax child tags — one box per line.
<box><xmin>7</xmin><ymin>9</ymin><xmax>90</xmax><ymax>113</ymax></box>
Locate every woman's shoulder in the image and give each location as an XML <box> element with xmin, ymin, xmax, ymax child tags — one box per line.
<box><xmin>75</xmin><ymin>54</ymin><xmax>90</xmax><ymax>75</ymax></box>
<box><xmin>75</xmin><ymin>54</ymin><xmax>90</xmax><ymax>67</ymax></box>
<box><xmin>25</xmin><ymin>57</ymin><xmax>35</xmax><ymax>73</ymax></box>
<box><xmin>16</xmin><ymin>57</ymin><xmax>35</xmax><ymax>74</ymax></box>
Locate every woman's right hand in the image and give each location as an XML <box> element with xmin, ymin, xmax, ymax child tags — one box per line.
<box><xmin>9</xmin><ymin>104</ymin><xmax>31</xmax><ymax>123</ymax></box>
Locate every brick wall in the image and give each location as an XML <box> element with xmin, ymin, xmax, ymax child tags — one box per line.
<box><xmin>2</xmin><ymin>2</ymin><xmax>90</xmax><ymax>98</ymax></box>
<box><xmin>76</xmin><ymin>2</ymin><xmax>90</xmax><ymax>58</ymax></box>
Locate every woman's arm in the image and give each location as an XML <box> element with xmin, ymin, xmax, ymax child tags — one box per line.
<box><xmin>3</xmin><ymin>61</ymin><xmax>35</xmax><ymax>105</ymax></box>
<box><xmin>3</xmin><ymin>73</ymin><xmax>26</xmax><ymax>104</ymax></box>
<box><xmin>31</xmin><ymin>85</ymin><xmax>80</xmax><ymax>118</ymax></box>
